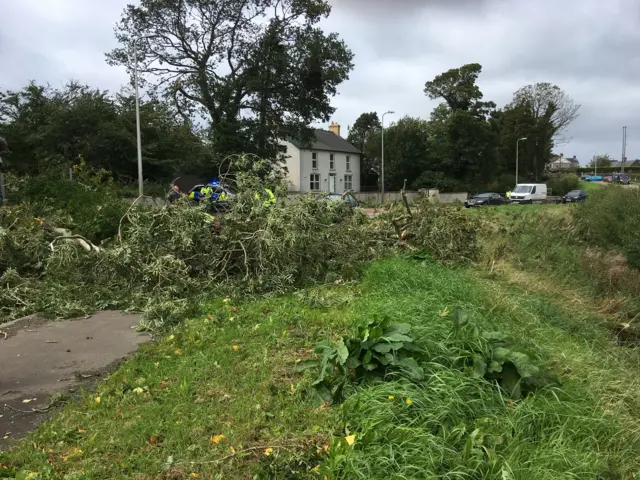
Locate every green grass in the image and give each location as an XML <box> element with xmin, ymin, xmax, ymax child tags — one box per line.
<box><xmin>579</xmin><ymin>180</ymin><xmax>605</xmax><ymax>194</ymax></box>
<box><xmin>2</xmin><ymin>259</ymin><xmax>640</xmax><ymax>479</ymax></box>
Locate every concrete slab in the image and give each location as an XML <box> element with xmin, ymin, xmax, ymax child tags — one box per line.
<box><xmin>0</xmin><ymin>311</ymin><xmax>151</xmax><ymax>450</ymax></box>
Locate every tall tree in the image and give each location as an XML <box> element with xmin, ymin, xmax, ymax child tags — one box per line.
<box><xmin>347</xmin><ymin>112</ymin><xmax>380</xmax><ymax>188</ymax></box>
<box><xmin>363</xmin><ymin>116</ymin><xmax>430</xmax><ymax>191</ymax></box>
<box><xmin>589</xmin><ymin>154</ymin><xmax>612</xmax><ymax>168</ymax></box>
<box><xmin>424</xmin><ymin>63</ymin><xmax>485</xmax><ymax>112</ymax></box>
<box><xmin>507</xmin><ymin>83</ymin><xmax>580</xmax><ymax>180</ymax></box>
<box><xmin>106</xmin><ymin>0</ymin><xmax>354</xmax><ymax>164</ymax></box>
<box><xmin>424</xmin><ymin>64</ymin><xmax>497</xmax><ymax>186</ymax></box>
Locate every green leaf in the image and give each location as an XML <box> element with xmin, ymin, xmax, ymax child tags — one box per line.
<box><xmin>451</xmin><ymin>308</ymin><xmax>468</xmax><ymax>328</ymax></box>
<box><xmin>372</xmin><ymin>343</ymin><xmax>393</xmax><ymax>354</ymax></box>
<box><xmin>362</xmin><ymin>349</ymin><xmax>373</xmax><ymax>364</ymax></box>
<box><xmin>509</xmin><ymin>352</ymin><xmax>540</xmax><ymax>378</ymax></box>
<box><xmin>395</xmin><ymin>357</ymin><xmax>424</xmax><ymax>380</ymax></box>
<box><xmin>473</xmin><ymin>357</ymin><xmax>487</xmax><ymax>378</ymax></box>
<box><xmin>362</xmin><ymin>362</ymin><xmax>378</xmax><ymax>371</ymax></box>
<box><xmin>492</xmin><ymin>347</ymin><xmax>511</xmax><ymax>362</ymax></box>
<box><xmin>386</xmin><ymin>323</ymin><xmax>411</xmax><ymax>335</ymax></box>
<box><xmin>383</xmin><ymin>333</ymin><xmax>413</xmax><ymax>343</ymax></box>
<box><xmin>488</xmin><ymin>360</ymin><xmax>503</xmax><ymax>373</ymax></box>
<box><xmin>295</xmin><ymin>359</ymin><xmax>320</xmax><ymax>372</ymax></box>
<box><xmin>374</xmin><ymin>352</ymin><xmax>391</xmax><ymax>366</ymax></box>
<box><xmin>313</xmin><ymin>383</ymin><xmax>334</xmax><ymax>406</ymax></box>
<box><xmin>369</xmin><ymin>326</ymin><xmax>384</xmax><ymax>339</ymax></box>
<box><xmin>345</xmin><ymin>356</ymin><xmax>361</xmax><ymax>369</ymax></box>
<box><xmin>336</xmin><ymin>339</ymin><xmax>349</xmax><ymax>365</ymax></box>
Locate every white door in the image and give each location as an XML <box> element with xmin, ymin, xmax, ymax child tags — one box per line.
<box><xmin>329</xmin><ymin>174</ymin><xmax>336</xmax><ymax>193</ymax></box>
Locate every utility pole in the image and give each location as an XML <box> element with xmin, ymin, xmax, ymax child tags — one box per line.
<box><xmin>516</xmin><ymin>137</ymin><xmax>527</xmax><ymax>184</ymax></box>
<box><xmin>621</xmin><ymin>126</ymin><xmax>627</xmax><ymax>173</ymax></box>
<box><xmin>381</xmin><ymin>110</ymin><xmax>395</xmax><ymax>200</ymax></box>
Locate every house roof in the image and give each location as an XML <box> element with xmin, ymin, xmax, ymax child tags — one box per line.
<box><xmin>289</xmin><ymin>129</ymin><xmax>361</xmax><ymax>154</ymax></box>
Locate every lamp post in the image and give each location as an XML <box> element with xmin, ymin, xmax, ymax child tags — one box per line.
<box><xmin>516</xmin><ymin>137</ymin><xmax>527</xmax><ymax>185</ymax></box>
<box><xmin>381</xmin><ymin>110</ymin><xmax>394</xmax><ymax>198</ymax></box>
<box><xmin>132</xmin><ymin>35</ymin><xmax>156</xmax><ymax>197</ymax></box>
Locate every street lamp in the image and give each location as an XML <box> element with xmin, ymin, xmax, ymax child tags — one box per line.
<box><xmin>516</xmin><ymin>137</ymin><xmax>527</xmax><ymax>185</ymax></box>
<box><xmin>132</xmin><ymin>35</ymin><xmax>156</xmax><ymax>197</ymax></box>
<box><xmin>381</xmin><ymin>111</ymin><xmax>395</xmax><ymax>198</ymax></box>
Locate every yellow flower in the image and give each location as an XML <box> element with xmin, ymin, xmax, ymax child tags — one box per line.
<box><xmin>94</xmin><ymin>396</ymin><xmax>101</xmax><ymax>404</ymax></box>
<box><xmin>232</xmin><ymin>345</ymin><xmax>239</xmax><ymax>351</ymax></box>
<box><xmin>311</xmin><ymin>465</ymin><xmax>320</xmax><ymax>472</ymax></box>
<box><xmin>229</xmin><ymin>446</ymin><xmax>236</xmax><ymax>454</ymax></box>
<box><xmin>344</xmin><ymin>435</ymin><xmax>356</xmax><ymax>446</ymax></box>
<box><xmin>190</xmin><ymin>474</ymin><xmax>200</xmax><ymax>478</ymax></box>
<box><xmin>25</xmin><ymin>473</ymin><xmax>38</xmax><ymax>480</ymax></box>
<box><xmin>133</xmin><ymin>387</ymin><xmax>144</xmax><ymax>394</ymax></box>
<box><xmin>174</xmin><ymin>349</ymin><xmax>182</xmax><ymax>356</ymax></box>
<box><xmin>210</xmin><ymin>434</ymin><xmax>226</xmax><ymax>445</ymax></box>
<box><xmin>264</xmin><ymin>447</ymin><xmax>273</xmax><ymax>456</ymax></box>
<box><xmin>405</xmin><ymin>398</ymin><xmax>413</xmax><ymax>406</ymax></box>
<box><xmin>388</xmin><ymin>395</ymin><xmax>394</xmax><ymax>400</ymax></box>
<box><xmin>168</xmin><ymin>335</ymin><xmax>175</xmax><ymax>341</ymax></box>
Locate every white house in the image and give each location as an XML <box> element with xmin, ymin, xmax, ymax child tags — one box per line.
<box><xmin>281</xmin><ymin>122</ymin><xmax>361</xmax><ymax>194</ymax></box>
<box><xmin>548</xmin><ymin>154</ymin><xmax>580</xmax><ymax>171</ymax></box>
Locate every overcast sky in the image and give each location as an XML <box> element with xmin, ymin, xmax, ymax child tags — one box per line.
<box><xmin>2</xmin><ymin>0</ymin><xmax>639</xmax><ymax>165</ymax></box>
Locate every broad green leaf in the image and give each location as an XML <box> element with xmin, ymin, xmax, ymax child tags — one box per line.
<box><xmin>374</xmin><ymin>352</ymin><xmax>391</xmax><ymax>366</ymax></box>
<box><xmin>383</xmin><ymin>333</ymin><xmax>413</xmax><ymax>343</ymax></box>
<box><xmin>295</xmin><ymin>359</ymin><xmax>320</xmax><ymax>372</ymax></box>
<box><xmin>451</xmin><ymin>308</ymin><xmax>468</xmax><ymax>328</ymax></box>
<box><xmin>336</xmin><ymin>339</ymin><xmax>349</xmax><ymax>365</ymax></box>
<box><xmin>395</xmin><ymin>357</ymin><xmax>424</xmax><ymax>380</ymax></box>
<box><xmin>473</xmin><ymin>357</ymin><xmax>487</xmax><ymax>378</ymax></box>
<box><xmin>362</xmin><ymin>362</ymin><xmax>378</xmax><ymax>371</ymax></box>
<box><xmin>362</xmin><ymin>349</ymin><xmax>373</xmax><ymax>364</ymax></box>
<box><xmin>510</xmin><ymin>352</ymin><xmax>540</xmax><ymax>378</ymax></box>
<box><xmin>369</xmin><ymin>326</ymin><xmax>384</xmax><ymax>339</ymax></box>
<box><xmin>313</xmin><ymin>383</ymin><xmax>334</xmax><ymax>406</ymax></box>
<box><xmin>345</xmin><ymin>356</ymin><xmax>361</xmax><ymax>369</ymax></box>
<box><xmin>387</xmin><ymin>323</ymin><xmax>411</xmax><ymax>335</ymax></box>
<box><xmin>488</xmin><ymin>360</ymin><xmax>503</xmax><ymax>373</ymax></box>
<box><xmin>492</xmin><ymin>347</ymin><xmax>511</xmax><ymax>362</ymax></box>
<box><xmin>372</xmin><ymin>343</ymin><xmax>393</xmax><ymax>354</ymax></box>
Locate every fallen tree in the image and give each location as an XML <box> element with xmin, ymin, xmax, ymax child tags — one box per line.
<box><xmin>0</xmin><ymin>158</ymin><xmax>480</xmax><ymax>328</ymax></box>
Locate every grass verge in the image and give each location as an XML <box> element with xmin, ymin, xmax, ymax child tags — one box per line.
<box><xmin>2</xmin><ymin>259</ymin><xmax>640</xmax><ymax>479</ymax></box>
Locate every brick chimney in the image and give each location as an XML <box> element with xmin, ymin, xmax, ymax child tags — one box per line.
<box><xmin>328</xmin><ymin>122</ymin><xmax>341</xmax><ymax>137</ymax></box>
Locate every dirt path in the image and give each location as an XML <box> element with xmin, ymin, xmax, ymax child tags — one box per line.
<box><xmin>0</xmin><ymin>311</ymin><xmax>151</xmax><ymax>450</ymax></box>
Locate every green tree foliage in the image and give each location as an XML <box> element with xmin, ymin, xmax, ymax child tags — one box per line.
<box><xmin>106</xmin><ymin>0</ymin><xmax>354</xmax><ymax>165</ymax></box>
<box><xmin>0</xmin><ymin>82</ymin><xmax>212</xmax><ymax>180</ymax></box>
<box><xmin>589</xmin><ymin>154</ymin><xmax>612</xmax><ymax>168</ymax></box>
<box><xmin>502</xmin><ymin>83</ymin><xmax>581</xmax><ymax>181</ymax></box>
<box><xmin>347</xmin><ymin>112</ymin><xmax>381</xmax><ymax>188</ymax></box>
<box><xmin>363</xmin><ymin>117</ymin><xmax>430</xmax><ymax>191</ymax></box>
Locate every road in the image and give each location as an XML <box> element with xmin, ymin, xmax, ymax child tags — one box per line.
<box><xmin>0</xmin><ymin>311</ymin><xmax>151</xmax><ymax>450</ymax></box>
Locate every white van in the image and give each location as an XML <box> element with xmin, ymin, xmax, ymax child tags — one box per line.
<box><xmin>510</xmin><ymin>184</ymin><xmax>547</xmax><ymax>204</ymax></box>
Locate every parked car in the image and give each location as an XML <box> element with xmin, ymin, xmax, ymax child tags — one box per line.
<box><xmin>612</xmin><ymin>173</ymin><xmax>631</xmax><ymax>185</ymax></box>
<box><xmin>562</xmin><ymin>190</ymin><xmax>588</xmax><ymax>203</ymax></box>
<box><xmin>316</xmin><ymin>192</ymin><xmax>360</xmax><ymax>210</ymax></box>
<box><xmin>464</xmin><ymin>193</ymin><xmax>505</xmax><ymax>208</ymax></box>
<box><xmin>509</xmin><ymin>184</ymin><xmax>548</xmax><ymax>204</ymax></box>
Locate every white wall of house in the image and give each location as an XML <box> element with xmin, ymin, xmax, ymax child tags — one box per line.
<box><xmin>282</xmin><ymin>141</ymin><xmax>301</xmax><ymax>192</ymax></box>
<box><xmin>298</xmin><ymin>150</ymin><xmax>360</xmax><ymax>194</ymax></box>
<box><xmin>282</xmin><ymin>141</ymin><xmax>361</xmax><ymax>193</ymax></box>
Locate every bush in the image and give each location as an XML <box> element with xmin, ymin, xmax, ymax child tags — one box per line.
<box><xmin>574</xmin><ymin>186</ymin><xmax>640</xmax><ymax>268</ymax></box>
<box><xmin>411</xmin><ymin>171</ymin><xmax>461</xmax><ymax>193</ymax></box>
<box><xmin>547</xmin><ymin>173</ymin><xmax>580</xmax><ymax>196</ymax></box>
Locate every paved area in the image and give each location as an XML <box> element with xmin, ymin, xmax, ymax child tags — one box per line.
<box><xmin>0</xmin><ymin>311</ymin><xmax>151</xmax><ymax>450</ymax></box>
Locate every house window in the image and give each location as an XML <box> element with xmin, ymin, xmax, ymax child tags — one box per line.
<box><xmin>344</xmin><ymin>174</ymin><xmax>353</xmax><ymax>190</ymax></box>
<box><xmin>311</xmin><ymin>152</ymin><xmax>317</xmax><ymax>169</ymax></box>
<box><xmin>310</xmin><ymin>174</ymin><xmax>320</xmax><ymax>191</ymax></box>
<box><xmin>329</xmin><ymin>153</ymin><xmax>335</xmax><ymax>170</ymax></box>
<box><xmin>346</xmin><ymin>155</ymin><xmax>351</xmax><ymax>171</ymax></box>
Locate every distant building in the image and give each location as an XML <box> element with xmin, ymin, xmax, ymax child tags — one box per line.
<box><xmin>281</xmin><ymin>122</ymin><xmax>361</xmax><ymax>194</ymax></box>
<box><xmin>548</xmin><ymin>154</ymin><xmax>579</xmax><ymax>171</ymax></box>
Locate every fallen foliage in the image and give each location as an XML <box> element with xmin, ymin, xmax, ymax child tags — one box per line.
<box><xmin>0</xmin><ymin>158</ymin><xmax>480</xmax><ymax>328</ymax></box>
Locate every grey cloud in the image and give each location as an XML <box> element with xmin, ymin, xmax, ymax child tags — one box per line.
<box><xmin>2</xmin><ymin>0</ymin><xmax>639</xmax><ymax>164</ymax></box>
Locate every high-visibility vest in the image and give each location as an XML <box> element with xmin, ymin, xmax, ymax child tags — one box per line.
<box><xmin>201</xmin><ymin>186</ymin><xmax>213</xmax><ymax>197</ymax></box>
<box><xmin>506</xmin><ymin>191</ymin><xmax>512</xmax><ymax>198</ymax></box>
<box><xmin>263</xmin><ymin>188</ymin><xmax>276</xmax><ymax>207</ymax></box>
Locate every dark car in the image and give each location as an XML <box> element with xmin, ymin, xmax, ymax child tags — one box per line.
<box><xmin>464</xmin><ymin>193</ymin><xmax>505</xmax><ymax>208</ymax></box>
<box><xmin>612</xmin><ymin>173</ymin><xmax>631</xmax><ymax>185</ymax></box>
<box><xmin>562</xmin><ymin>190</ymin><xmax>588</xmax><ymax>203</ymax></box>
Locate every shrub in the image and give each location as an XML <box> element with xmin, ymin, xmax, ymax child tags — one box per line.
<box><xmin>574</xmin><ymin>186</ymin><xmax>640</xmax><ymax>268</ymax></box>
<box><xmin>411</xmin><ymin>171</ymin><xmax>461</xmax><ymax>192</ymax></box>
<box><xmin>547</xmin><ymin>173</ymin><xmax>580</xmax><ymax>196</ymax></box>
